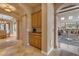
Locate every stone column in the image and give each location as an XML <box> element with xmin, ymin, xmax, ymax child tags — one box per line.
<box><xmin>21</xmin><ymin>14</ymin><xmax>28</xmax><ymax>47</ymax></box>
<box><xmin>16</xmin><ymin>19</ymin><xmax>19</xmax><ymax>40</ymax></box>
<box><xmin>8</xmin><ymin>23</ymin><xmax>10</xmax><ymax>37</ymax></box>
<box><xmin>9</xmin><ymin>21</ymin><xmax>13</xmax><ymax>35</ymax></box>
<box><xmin>18</xmin><ymin>17</ymin><xmax>23</xmax><ymax>40</ymax></box>
<box><xmin>4</xmin><ymin>24</ymin><xmax>6</xmax><ymax>31</ymax></box>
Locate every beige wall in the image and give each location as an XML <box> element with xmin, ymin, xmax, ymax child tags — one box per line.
<box><xmin>32</xmin><ymin>5</ymin><xmax>41</xmax><ymax>13</ymax></box>
<box><xmin>47</xmin><ymin>4</ymin><xmax>55</xmax><ymax>52</ymax></box>
<box><xmin>42</xmin><ymin>3</ymin><xmax>48</xmax><ymax>53</ymax></box>
<box><xmin>42</xmin><ymin>3</ymin><xmax>56</xmax><ymax>55</ymax></box>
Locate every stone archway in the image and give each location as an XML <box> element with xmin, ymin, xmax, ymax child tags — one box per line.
<box><xmin>0</xmin><ymin>13</ymin><xmax>18</xmax><ymax>40</ymax></box>
<box><xmin>0</xmin><ymin>3</ymin><xmax>27</xmax><ymax>47</ymax></box>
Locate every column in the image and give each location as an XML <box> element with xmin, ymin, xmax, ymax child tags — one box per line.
<box><xmin>4</xmin><ymin>24</ymin><xmax>6</xmax><ymax>37</ymax></box>
<box><xmin>10</xmin><ymin>21</ymin><xmax>13</xmax><ymax>36</ymax></box>
<box><xmin>16</xmin><ymin>20</ymin><xmax>19</xmax><ymax>40</ymax></box>
<box><xmin>21</xmin><ymin>14</ymin><xmax>27</xmax><ymax>47</ymax></box>
<box><xmin>8</xmin><ymin>23</ymin><xmax>11</xmax><ymax>37</ymax></box>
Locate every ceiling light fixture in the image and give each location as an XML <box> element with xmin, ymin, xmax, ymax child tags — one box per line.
<box><xmin>4</xmin><ymin>9</ymin><xmax>11</xmax><ymax>12</ymax></box>
<box><xmin>0</xmin><ymin>4</ymin><xmax>16</xmax><ymax>12</ymax></box>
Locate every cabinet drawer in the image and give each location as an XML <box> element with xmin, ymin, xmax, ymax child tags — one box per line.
<box><xmin>29</xmin><ymin>33</ymin><xmax>41</xmax><ymax>49</ymax></box>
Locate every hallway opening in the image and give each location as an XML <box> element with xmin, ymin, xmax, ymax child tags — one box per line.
<box><xmin>0</xmin><ymin>13</ymin><xmax>17</xmax><ymax>40</ymax></box>
<box><xmin>57</xmin><ymin>4</ymin><xmax>79</xmax><ymax>55</ymax></box>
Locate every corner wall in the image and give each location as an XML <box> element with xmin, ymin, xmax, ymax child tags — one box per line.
<box><xmin>42</xmin><ymin>3</ymin><xmax>56</xmax><ymax>55</ymax></box>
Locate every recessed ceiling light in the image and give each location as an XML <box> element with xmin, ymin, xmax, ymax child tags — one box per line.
<box><xmin>0</xmin><ymin>4</ymin><xmax>16</xmax><ymax>12</ymax></box>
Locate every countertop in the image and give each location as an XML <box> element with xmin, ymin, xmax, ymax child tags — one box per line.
<box><xmin>29</xmin><ymin>32</ymin><xmax>41</xmax><ymax>36</ymax></box>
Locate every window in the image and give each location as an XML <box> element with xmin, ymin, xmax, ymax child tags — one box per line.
<box><xmin>61</xmin><ymin>17</ymin><xmax>65</xmax><ymax>21</ymax></box>
<box><xmin>77</xmin><ymin>15</ymin><xmax>79</xmax><ymax>18</ymax></box>
<box><xmin>69</xmin><ymin>16</ymin><xmax>73</xmax><ymax>19</ymax></box>
<box><xmin>0</xmin><ymin>14</ymin><xmax>13</xmax><ymax>20</ymax></box>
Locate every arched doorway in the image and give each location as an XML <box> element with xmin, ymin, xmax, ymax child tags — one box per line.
<box><xmin>0</xmin><ymin>14</ymin><xmax>17</xmax><ymax>40</ymax></box>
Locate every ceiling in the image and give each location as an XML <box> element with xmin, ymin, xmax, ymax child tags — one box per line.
<box><xmin>55</xmin><ymin>3</ymin><xmax>64</xmax><ymax>10</ymax></box>
<box><xmin>22</xmin><ymin>3</ymin><xmax>41</xmax><ymax>9</ymax></box>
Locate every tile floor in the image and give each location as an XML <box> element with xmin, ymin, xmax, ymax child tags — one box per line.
<box><xmin>0</xmin><ymin>36</ymin><xmax>78</xmax><ymax>56</ymax></box>
<box><xmin>49</xmin><ymin>49</ymin><xmax>77</xmax><ymax>56</ymax></box>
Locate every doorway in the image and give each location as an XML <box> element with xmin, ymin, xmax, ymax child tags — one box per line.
<box><xmin>57</xmin><ymin>8</ymin><xmax>79</xmax><ymax>55</ymax></box>
<box><xmin>0</xmin><ymin>13</ymin><xmax>17</xmax><ymax>43</ymax></box>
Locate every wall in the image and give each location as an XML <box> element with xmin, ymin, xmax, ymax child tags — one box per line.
<box><xmin>47</xmin><ymin>4</ymin><xmax>55</xmax><ymax>53</ymax></box>
<box><xmin>42</xmin><ymin>3</ymin><xmax>56</xmax><ymax>55</ymax></box>
<box><xmin>32</xmin><ymin>5</ymin><xmax>41</xmax><ymax>13</ymax></box>
<box><xmin>42</xmin><ymin>3</ymin><xmax>48</xmax><ymax>54</ymax></box>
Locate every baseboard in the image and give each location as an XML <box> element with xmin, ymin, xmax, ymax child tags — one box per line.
<box><xmin>47</xmin><ymin>47</ymin><xmax>54</xmax><ymax>55</ymax></box>
<box><xmin>41</xmin><ymin>50</ymin><xmax>48</xmax><ymax>55</ymax></box>
<box><xmin>41</xmin><ymin>47</ymin><xmax>54</xmax><ymax>56</ymax></box>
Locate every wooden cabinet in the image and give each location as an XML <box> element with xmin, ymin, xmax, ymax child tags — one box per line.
<box><xmin>29</xmin><ymin>33</ymin><xmax>41</xmax><ymax>49</ymax></box>
<box><xmin>0</xmin><ymin>30</ymin><xmax>6</xmax><ymax>39</ymax></box>
<box><xmin>32</xmin><ymin>13</ymin><xmax>38</xmax><ymax>28</ymax></box>
<box><xmin>32</xmin><ymin>11</ymin><xmax>42</xmax><ymax>28</ymax></box>
<box><xmin>30</xmin><ymin>10</ymin><xmax>42</xmax><ymax>49</ymax></box>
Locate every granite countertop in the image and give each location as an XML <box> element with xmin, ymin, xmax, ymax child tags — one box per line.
<box><xmin>58</xmin><ymin>35</ymin><xmax>79</xmax><ymax>47</ymax></box>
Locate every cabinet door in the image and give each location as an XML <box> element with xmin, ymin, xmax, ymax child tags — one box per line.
<box><xmin>32</xmin><ymin>14</ymin><xmax>35</xmax><ymax>28</ymax></box>
<box><xmin>29</xmin><ymin>33</ymin><xmax>41</xmax><ymax>49</ymax></box>
<box><xmin>32</xmin><ymin>13</ymin><xmax>38</xmax><ymax>28</ymax></box>
<box><xmin>34</xmin><ymin>35</ymin><xmax>41</xmax><ymax>49</ymax></box>
<box><xmin>32</xmin><ymin>11</ymin><xmax>42</xmax><ymax>28</ymax></box>
<box><xmin>35</xmin><ymin>13</ymin><xmax>38</xmax><ymax>27</ymax></box>
<box><xmin>37</xmin><ymin>11</ymin><xmax>41</xmax><ymax>28</ymax></box>
<box><xmin>38</xmin><ymin>38</ymin><xmax>41</xmax><ymax>49</ymax></box>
